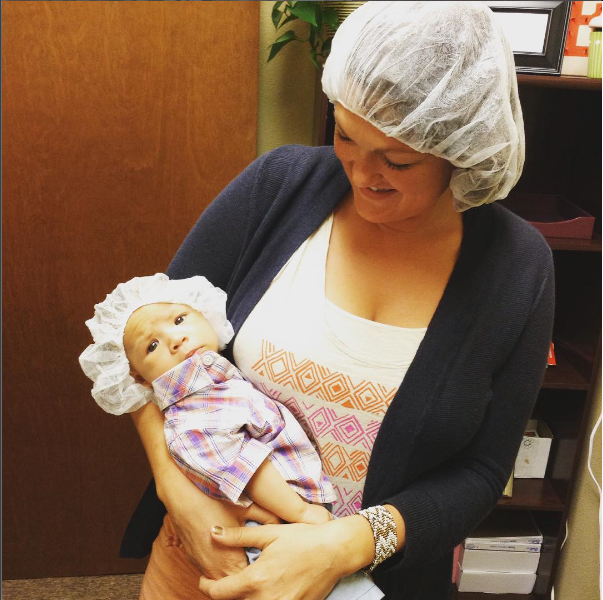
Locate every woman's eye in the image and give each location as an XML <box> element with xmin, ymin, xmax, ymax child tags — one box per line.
<box><xmin>383</xmin><ymin>157</ymin><xmax>411</xmax><ymax>171</ymax></box>
<box><xmin>147</xmin><ymin>341</ymin><xmax>158</xmax><ymax>353</ymax></box>
<box><xmin>175</xmin><ymin>315</ymin><xmax>186</xmax><ymax>325</ymax></box>
<box><xmin>335</xmin><ymin>130</ymin><xmax>352</xmax><ymax>143</ymax></box>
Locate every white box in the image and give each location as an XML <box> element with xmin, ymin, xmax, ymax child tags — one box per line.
<box><xmin>465</xmin><ymin>540</ymin><xmax>542</xmax><ymax>552</ymax></box>
<box><xmin>456</xmin><ymin>566</ymin><xmax>537</xmax><ymax>594</ymax></box>
<box><xmin>460</xmin><ymin>546</ymin><xmax>541</xmax><ymax>573</ymax></box>
<box><xmin>514</xmin><ymin>418</ymin><xmax>553</xmax><ymax>478</ymax></box>
<box><xmin>465</xmin><ymin>511</ymin><xmax>543</xmax><ymax>546</ymax></box>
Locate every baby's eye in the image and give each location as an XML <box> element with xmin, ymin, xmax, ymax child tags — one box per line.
<box><xmin>147</xmin><ymin>341</ymin><xmax>159</xmax><ymax>353</ymax></box>
<box><xmin>175</xmin><ymin>314</ymin><xmax>186</xmax><ymax>325</ymax></box>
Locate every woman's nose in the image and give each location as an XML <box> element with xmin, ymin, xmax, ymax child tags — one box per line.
<box><xmin>350</xmin><ymin>153</ymin><xmax>383</xmax><ymax>187</ymax></box>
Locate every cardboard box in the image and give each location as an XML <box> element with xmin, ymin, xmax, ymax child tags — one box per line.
<box><xmin>499</xmin><ymin>194</ymin><xmax>595</xmax><ymax>239</ymax></box>
<box><xmin>514</xmin><ymin>418</ymin><xmax>553</xmax><ymax>478</ymax></box>
<box><xmin>460</xmin><ymin>546</ymin><xmax>541</xmax><ymax>573</ymax></box>
<box><xmin>456</xmin><ymin>567</ymin><xmax>537</xmax><ymax>594</ymax></box>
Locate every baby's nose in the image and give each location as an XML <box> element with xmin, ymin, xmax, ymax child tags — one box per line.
<box><xmin>170</xmin><ymin>332</ymin><xmax>187</xmax><ymax>350</ymax></box>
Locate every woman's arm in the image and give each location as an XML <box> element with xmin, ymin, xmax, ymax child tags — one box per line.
<box><xmin>381</xmin><ymin>267</ymin><xmax>555</xmax><ymax>571</ymax></box>
<box><xmin>130</xmin><ymin>402</ymin><xmax>277</xmax><ymax>577</ymax></box>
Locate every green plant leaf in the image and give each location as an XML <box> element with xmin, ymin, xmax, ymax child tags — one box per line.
<box><xmin>267</xmin><ymin>31</ymin><xmax>299</xmax><ymax>62</ymax></box>
<box><xmin>278</xmin><ymin>12</ymin><xmax>299</xmax><ymax>29</ymax></box>
<box><xmin>289</xmin><ymin>2</ymin><xmax>317</xmax><ymax>26</ymax></box>
<box><xmin>321</xmin><ymin>36</ymin><xmax>333</xmax><ymax>56</ymax></box>
<box><xmin>322</xmin><ymin>7</ymin><xmax>340</xmax><ymax>32</ymax></box>
<box><xmin>314</xmin><ymin>4</ymin><xmax>323</xmax><ymax>32</ymax></box>
<box><xmin>271</xmin><ymin>1</ymin><xmax>284</xmax><ymax>29</ymax></box>
<box><xmin>309</xmin><ymin>47</ymin><xmax>320</xmax><ymax>70</ymax></box>
<box><xmin>272</xmin><ymin>30</ymin><xmax>299</xmax><ymax>45</ymax></box>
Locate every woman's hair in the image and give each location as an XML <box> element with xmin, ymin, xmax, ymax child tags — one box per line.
<box><xmin>322</xmin><ymin>1</ymin><xmax>524</xmax><ymax>211</ymax></box>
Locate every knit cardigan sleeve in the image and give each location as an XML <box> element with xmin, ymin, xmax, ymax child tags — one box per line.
<box><xmin>382</xmin><ymin>263</ymin><xmax>555</xmax><ymax>571</ymax></box>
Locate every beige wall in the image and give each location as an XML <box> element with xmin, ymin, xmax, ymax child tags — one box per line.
<box><xmin>555</xmin><ymin>367</ymin><xmax>602</xmax><ymax>600</ymax></box>
<box><xmin>257</xmin><ymin>1</ymin><xmax>321</xmax><ymax>155</ymax></box>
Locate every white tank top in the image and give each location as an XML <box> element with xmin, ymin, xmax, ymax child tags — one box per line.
<box><xmin>233</xmin><ymin>214</ymin><xmax>426</xmax><ymax>517</ymax></box>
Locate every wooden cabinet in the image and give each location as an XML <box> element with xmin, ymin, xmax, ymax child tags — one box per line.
<box><xmin>490</xmin><ymin>74</ymin><xmax>602</xmax><ymax>600</ymax></box>
<box><xmin>320</xmin><ymin>73</ymin><xmax>602</xmax><ymax>599</ymax></box>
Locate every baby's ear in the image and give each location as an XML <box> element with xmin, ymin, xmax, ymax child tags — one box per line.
<box><xmin>130</xmin><ymin>370</ymin><xmax>152</xmax><ymax>388</ymax></box>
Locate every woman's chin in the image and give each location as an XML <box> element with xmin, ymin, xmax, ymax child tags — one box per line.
<box><xmin>353</xmin><ymin>197</ymin><xmax>408</xmax><ymax>225</ymax></box>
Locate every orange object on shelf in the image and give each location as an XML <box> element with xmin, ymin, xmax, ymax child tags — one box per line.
<box><xmin>548</xmin><ymin>342</ymin><xmax>557</xmax><ymax>367</ymax></box>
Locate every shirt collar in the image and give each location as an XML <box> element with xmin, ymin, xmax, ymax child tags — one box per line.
<box><xmin>152</xmin><ymin>350</ymin><xmax>234</xmax><ymax>411</ymax></box>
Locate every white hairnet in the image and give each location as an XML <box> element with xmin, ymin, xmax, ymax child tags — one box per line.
<box><xmin>322</xmin><ymin>1</ymin><xmax>525</xmax><ymax>211</ymax></box>
<box><xmin>79</xmin><ymin>273</ymin><xmax>234</xmax><ymax>416</ymax></box>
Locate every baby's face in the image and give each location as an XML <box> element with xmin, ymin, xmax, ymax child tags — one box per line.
<box><xmin>124</xmin><ymin>303</ymin><xmax>219</xmax><ymax>385</ymax></box>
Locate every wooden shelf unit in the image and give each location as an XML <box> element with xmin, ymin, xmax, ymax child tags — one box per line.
<box><xmin>546</xmin><ymin>235</ymin><xmax>602</xmax><ymax>252</ymax></box>
<box><xmin>542</xmin><ymin>346</ymin><xmax>590</xmax><ymax>391</ymax></box>
<box><xmin>464</xmin><ymin>73</ymin><xmax>602</xmax><ymax>599</ymax></box>
<box><xmin>496</xmin><ymin>479</ymin><xmax>564</xmax><ymax>512</ymax></box>
<box><xmin>516</xmin><ymin>73</ymin><xmax>602</xmax><ymax>90</ymax></box>
<box><xmin>453</xmin><ymin>591</ymin><xmax>540</xmax><ymax>600</ymax></box>
<box><xmin>319</xmin><ymin>72</ymin><xmax>601</xmax><ymax>600</ymax></box>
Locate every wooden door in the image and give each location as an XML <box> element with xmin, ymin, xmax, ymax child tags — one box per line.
<box><xmin>2</xmin><ymin>0</ymin><xmax>259</xmax><ymax>579</ymax></box>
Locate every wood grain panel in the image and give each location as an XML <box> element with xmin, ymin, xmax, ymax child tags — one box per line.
<box><xmin>2</xmin><ymin>0</ymin><xmax>259</xmax><ymax>578</ymax></box>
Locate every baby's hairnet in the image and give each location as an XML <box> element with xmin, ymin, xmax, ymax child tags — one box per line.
<box><xmin>79</xmin><ymin>273</ymin><xmax>234</xmax><ymax>416</ymax></box>
<box><xmin>322</xmin><ymin>1</ymin><xmax>525</xmax><ymax>211</ymax></box>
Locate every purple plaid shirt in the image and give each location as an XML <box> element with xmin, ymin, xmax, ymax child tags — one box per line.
<box><xmin>152</xmin><ymin>350</ymin><xmax>335</xmax><ymax>507</ymax></box>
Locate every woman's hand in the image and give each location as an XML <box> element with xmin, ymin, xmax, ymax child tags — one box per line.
<box><xmin>198</xmin><ymin>515</ymin><xmax>376</xmax><ymax>600</ymax></box>
<box><xmin>159</xmin><ymin>470</ymin><xmax>281</xmax><ymax>579</ymax></box>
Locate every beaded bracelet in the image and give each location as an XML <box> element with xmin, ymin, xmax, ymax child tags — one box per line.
<box><xmin>358</xmin><ymin>505</ymin><xmax>398</xmax><ymax>573</ymax></box>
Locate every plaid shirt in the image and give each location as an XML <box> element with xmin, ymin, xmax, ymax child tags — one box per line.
<box><xmin>152</xmin><ymin>350</ymin><xmax>335</xmax><ymax>507</ymax></box>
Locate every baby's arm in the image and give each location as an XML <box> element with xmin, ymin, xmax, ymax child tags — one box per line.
<box><xmin>246</xmin><ymin>458</ymin><xmax>332</xmax><ymax>525</ymax></box>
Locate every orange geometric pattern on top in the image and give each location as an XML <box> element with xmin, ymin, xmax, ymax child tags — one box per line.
<box><xmin>320</xmin><ymin>441</ymin><xmax>370</xmax><ymax>482</ymax></box>
<box><xmin>565</xmin><ymin>1</ymin><xmax>602</xmax><ymax>57</ymax></box>
<box><xmin>250</xmin><ymin>340</ymin><xmax>401</xmax><ymax>515</ymax></box>
<box><xmin>251</xmin><ymin>340</ymin><xmax>398</xmax><ymax>417</ymax></box>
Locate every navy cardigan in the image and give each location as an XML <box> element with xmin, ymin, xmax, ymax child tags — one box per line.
<box><xmin>121</xmin><ymin>145</ymin><xmax>555</xmax><ymax>599</ymax></box>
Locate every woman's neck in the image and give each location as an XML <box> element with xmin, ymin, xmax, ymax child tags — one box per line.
<box><xmin>340</xmin><ymin>189</ymin><xmax>463</xmax><ymax>243</ymax></box>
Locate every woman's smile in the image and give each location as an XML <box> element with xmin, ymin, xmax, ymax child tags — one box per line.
<box><xmin>360</xmin><ymin>186</ymin><xmax>396</xmax><ymax>199</ymax></box>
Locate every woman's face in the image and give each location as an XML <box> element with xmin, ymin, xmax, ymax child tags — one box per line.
<box><xmin>333</xmin><ymin>104</ymin><xmax>454</xmax><ymax>229</ymax></box>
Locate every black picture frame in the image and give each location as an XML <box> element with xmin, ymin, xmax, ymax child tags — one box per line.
<box><xmin>486</xmin><ymin>1</ymin><xmax>572</xmax><ymax>75</ymax></box>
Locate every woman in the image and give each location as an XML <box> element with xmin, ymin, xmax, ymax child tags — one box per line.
<box><xmin>123</xmin><ymin>2</ymin><xmax>554</xmax><ymax>599</ymax></box>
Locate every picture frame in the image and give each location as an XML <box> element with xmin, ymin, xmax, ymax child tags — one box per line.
<box><xmin>486</xmin><ymin>1</ymin><xmax>572</xmax><ymax>75</ymax></box>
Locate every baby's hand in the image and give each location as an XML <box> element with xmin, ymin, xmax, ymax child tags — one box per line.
<box><xmin>298</xmin><ymin>503</ymin><xmax>333</xmax><ymax>525</ymax></box>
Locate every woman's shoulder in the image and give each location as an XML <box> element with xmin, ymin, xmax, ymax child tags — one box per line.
<box><xmin>472</xmin><ymin>202</ymin><xmax>553</xmax><ymax>271</ymax></box>
<box><xmin>259</xmin><ymin>143</ymin><xmax>337</xmax><ymax>162</ymax></box>
<box><xmin>244</xmin><ymin>144</ymin><xmax>348</xmax><ymax>218</ymax></box>
<box><xmin>256</xmin><ymin>144</ymin><xmax>342</xmax><ymax>179</ymax></box>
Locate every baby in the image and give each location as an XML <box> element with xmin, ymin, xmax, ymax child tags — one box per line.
<box><xmin>79</xmin><ymin>273</ymin><xmax>383</xmax><ymax>600</ymax></box>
